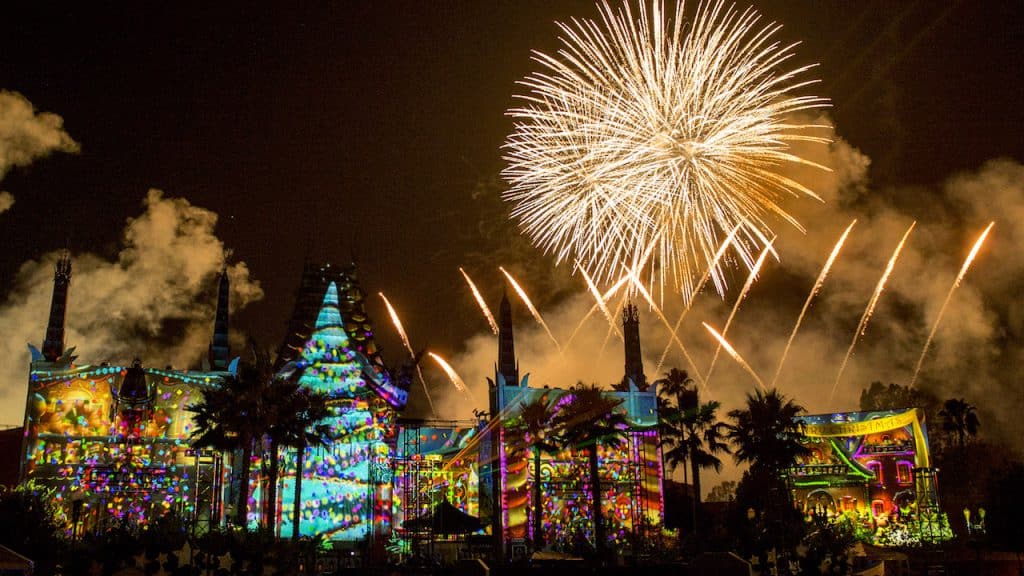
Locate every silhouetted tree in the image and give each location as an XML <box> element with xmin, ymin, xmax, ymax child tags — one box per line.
<box><xmin>281</xmin><ymin>387</ymin><xmax>332</xmax><ymax>541</ymax></box>
<box><xmin>658</xmin><ymin>372</ymin><xmax>729</xmax><ymax>541</ymax></box>
<box><xmin>262</xmin><ymin>379</ymin><xmax>331</xmax><ymax>535</ymax></box>
<box><xmin>514</xmin><ymin>394</ymin><xmax>560</xmax><ymax>549</ymax></box>
<box><xmin>939</xmin><ymin>397</ymin><xmax>980</xmax><ymax>448</ymax></box>
<box><xmin>727</xmin><ymin>389</ymin><xmax>809</xmax><ymax>476</ymax></box>
<box><xmin>189</xmin><ymin>362</ymin><xmax>269</xmax><ymax>528</ymax></box>
<box><xmin>726</xmin><ymin>389</ymin><xmax>809</xmax><ymax>557</ymax></box>
<box><xmin>551</xmin><ymin>384</ymin><xmax>629</xmax><ymax>561</ymax></box>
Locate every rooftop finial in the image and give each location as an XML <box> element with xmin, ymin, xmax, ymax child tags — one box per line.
<box><xmin>42</xmin><ymin>251</ymin><xmax>72</xmax><ymax>362</ymax></box>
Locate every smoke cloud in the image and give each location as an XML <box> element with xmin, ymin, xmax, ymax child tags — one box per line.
<box><xmin>0</xmin><ymin>190</ymin><xmax>263</xmax><ymax>425</ymax></box>
<box><xmin>0</xmin><ymin>90</ymin><xmax>80</xmax><ymax>214</ymax></box>
<box><xmin>429</xmin><ymin>113</ymin><xmax>1023</xmax><ymax>491</ymax></box>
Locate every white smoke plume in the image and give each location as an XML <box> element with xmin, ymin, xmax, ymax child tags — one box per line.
<box><xmin>0</xmin><ymin>90</ymin><xmax>80</xmax><ymax>214</ymax></box>
<box><xmin>428</xmin><ymin>113</ymin><xmax>1023</xmax><ymax>491</ymax></box>
<box><xmin>0</xmin><ymin>190</ymin><xmax>263</xmax><ymax>425</ymax></box>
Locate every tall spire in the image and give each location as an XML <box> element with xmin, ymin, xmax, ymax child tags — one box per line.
<box><xmin>622</xmin><ymin>302</ymin><xmax>645</xmax><ymax>389</ymax></box>
<box><xmin>497</xmin><ymin>291</ymin><xmax>519</xmax><ymax>386</ymax></box>
<box><xmin>41</xmin><ymin>252</ymin><xmax>72</xmax><ymax>362</ymax></box>
<box><xmin>208</xmin><ymin>266</ymin><xmax>230</xmax><ymax>370</ymax></box>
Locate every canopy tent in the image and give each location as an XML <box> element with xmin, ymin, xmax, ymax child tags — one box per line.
<box><xmin>402</xmin><ymin>500</ymin><xmax>483</xmax><ymax>535</ymax></box>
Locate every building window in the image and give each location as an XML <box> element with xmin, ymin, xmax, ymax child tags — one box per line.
<box><xmin>872</xmin><ymin>499</ymin><xmax>886</xmax><ymax>517</ymax></box>
<box><xmin>866</xmin><ymin>460</ymin><xmax>883</xmax><ymax>484</ymax></box>
<box><xmin>897</xmin><ymin>461</ymin><xmax>913</xmax><ymax>484</ymax></box>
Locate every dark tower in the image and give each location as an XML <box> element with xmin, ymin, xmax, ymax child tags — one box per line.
<box><xmin>41</xmin><ymin>252</ymin><xmax>72</xmax><ymax>362</ymax></box>
<box><xmin>622</xmin><ymin>302</ymin><xmax>645</xmax><ymax>389</ymax></box>
<box><xmin>208</xmin><ymin>268</ymin><xmax>230</xmax><ymax>370</ymax></box>
<box><xmin>497</xmin><ymin>292</ymin><xmax>519</xmax><ymax>386</ymax></box>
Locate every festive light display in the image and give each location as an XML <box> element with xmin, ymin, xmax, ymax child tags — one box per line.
<box><xmin>22</xmin><ymin>363</ymin><xmax>225</xmax><ymax>533</ymax></box>
<box><xmin>490</xmin><ymin>384</ymin><xmax>663</xmax><ymax>552</ymax></box>
<box><xmin>271</xmin><ymin>282</ymin><xmax>397</xmax><ymax>541</ymax></box>
<box><xmin>791</xmin><ymin>408</ymin><xmax>951</xmax><ymax>546</ymax></box>
<box><xmin>393</xmin><ymin>426</ymin><xmax>480</xmax><ymax>532</ymax></box>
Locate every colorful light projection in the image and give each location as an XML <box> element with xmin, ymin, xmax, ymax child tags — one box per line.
<box><xmin>495</xmin><ymin>387</ymin><xmax>663</xmax><ymax>551</ymax></box>
<box><xmin>22</xmin><ymin>364</ymin><xmax>222</xmax><ymax>532</ymax></box>
<box><xmin>791</xmin><ymin>408</ymin><xmax>948</xmax><ymax>546</ymax></box>
<box><xmin>393</xmin><ymin>426</ymin><xmax>480</xmax><ymax>532</ymax></box>
<box><xmin>273</xmin><ymin>282</ymin><xmax>396</xmax><ymax>541</ymax></box>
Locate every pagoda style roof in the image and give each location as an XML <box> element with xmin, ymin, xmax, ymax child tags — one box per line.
<box><xmin>275</xmin><ymin>262</ymin><xmax>408</xmax><ymax>409</ymax></box>
<box><xmin>276</xmin><ymin>262</ymin><xmax>383</xmax><ymax>371</ymax></box>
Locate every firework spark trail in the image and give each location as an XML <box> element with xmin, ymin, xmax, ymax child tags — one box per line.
<box><xmin>499</xmin><ymin>267</ymin><xmax>561</xmax><ymax>352</ymax></box>
<box><xmin>910</xmin><ymin>222</ymin><xmax>995</xmax><ymax>386</ymax></box>
<box><xmin>566</xmin><ymin>236</ymin><xmax>661</xmax><ymax>349</ymax></box>
<box><xmin>704</xmin><ymin>240</ymin><xmax>777</xmax><ymax>387</ymax></box>
<box><xmin>459</xmin><ymin>268</ymin><xmax>499</xmax><ymax>335</ymax></box>
<box><xmin>702</xmin><ymin>322</ymin><xmax>766</xmax><ymax>391</ymax></box>
<box><xmin>380</xmin><ymin>293</ymin><xmax>436</xmax><ymax>416</ymax></box>
<box><xmin>771</xmin><ymin>220</ymin><xmax>857</xmax><ymax>389</ymax></box>
<box><xmin>428</xmin><ymin>352</ymin><xmax>469</xmax><ymax>394</ymax></box>
<box><xmin>598</xmin><ymin>296</ymin><xmax>627</xmax><ymax>363</ymax></box>
<box><xmin>577</xmin><ymin>263</ymin><xmax>623</xmax><ymax>340</ymax></box>
<box><xmin>831</xmin><ymin>222</ymin><xmax>917</xmax><ymax>400</ymax></box>
<box><xmin>654</xmin><ymin>223</ymin><xmax>745</xmax><ymax>375</ymax></box>
<box><xmin>564</xmin><ymin>274</ymin><xmax>630</xmax><ymax>350</ymax></box>
<box><xmin>503</xmin><ymin>0</ymin><xmax>829</xmax><ymax>299</ymax></box>
<box><xmin>379</xmin><ymin>293</ymin><xmax>414</xmax><ymax>357</ymax></box>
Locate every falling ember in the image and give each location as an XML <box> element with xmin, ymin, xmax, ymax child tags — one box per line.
<box><xmin>565</xmin><ymin>237</ymin><xmax>660</xmax><ymax>349</ymax></box>
<box><xmin>702</xmin><ymin>322</ymin><xmax>766</xmax><ymax>391</ymax></box>
<box><xmin>459</xmin><ymin>268</ymin><xmax>499</xmax><ymax>335</ymax></box>
<box><xmin>831</xmin><ymin>222</ymin><xmax>917</xmax><ymax>399</ymax></box>
<box><xmin>428</xmin><ymin>352</ymin><xmax>468</xmax><ymax>394</ymax></box>
<box><xmin>380</xmin><ymin>293</ymin><xmax>436</xmax><ymax>416</ymax></box>
<box><xmin>910</xmin><ymin>222</ymin><xmax>995</xmax><ymax>386</ymax></box>
<box><xmin>655</xmin><ymin>223</ymin><xmax>744</xmax><ymax>375</ymax></box>
<box><xmin>705</xmin><ymin>239</ymin><xmax>776</xmax><ymax>386</ymax></box>
<box><xmin>499</xmin><ymin>266</ymin><xmax>561</xmax><ymax>351</ymax></box>
<box><xmin>577</xmin><ymin>263</ymin><xmax>623</xmax><ymax>340</ymax></box>
<box><xmin>564</xmin><ymin>274</ymin><xmax>629</xmax><ymax>350</ymax></box>
<box><xmin>771</xmin><ymin>220</ymin><xmax>857</xmax><ymax>389</ymax></box>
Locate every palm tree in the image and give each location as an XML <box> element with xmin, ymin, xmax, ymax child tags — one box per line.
<box><xmin>515</xmin><ymin>394</ymin><xmax>560</xmax><ymax>550</ymax></box>
<box><xmin>259</xmin><ymin>379</ymin><xmax>332</xmax><ymax>534</ymax></box>
<box><xmin>659</xmin><ymin>390</ymin><xmax>730</xmax><ymax>537</ymax></box>
<box><xmin>281</xmin><ymin>388</ymin><xmax>332</xmax><ymax>541</ymax></box>
<box><xmin>655</xmin><ymin>368</ymin><xmax>693</xmax><ymax>400</ymax></box>
<box><xmin>655</xmin><ymin>368</ymin><xmax>698</xmax><ymax>485</ymax></box>
<box><xmin>550</xmin><ymin>383</ymin><xmax>629</xmax><ymax>560</ymax></box>
<box><xmin>189</xmin><ymin>363</ymin><xmax>268</xmax><ymax>528</ymax></box>
<box><xmin>726</xmin><ymin>389</ymin><xmax>808</xmax><ymax>475</ymax></box>
<box><xmin>726</xmin><ymin>389</ymin><xmax>808</xmax><ymax>554</ymax></box>
<box><xmin>939</xmin><ymin>397</ymin><xmax>980</xmax><ymax>448</ymax></box>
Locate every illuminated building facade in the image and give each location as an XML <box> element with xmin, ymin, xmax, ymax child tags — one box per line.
<box><xmin>20</xmin><ymin>255</ymin><xmax>231</xmax><ymax>534</ymax></box>
<box><xmin>19</xmin><ymin>257</ymin><xmax>663</xmax><ymax>554</ymax></box>
<box><xmin>392</xmin><ymin>423</ymin><xmax>481</xmax><ymax>532</ymax></box>
<box><xmin>486</xmin><ymin>297</ymin><xmax>664</xmax><ymax>556</ymax></box>
<box><xmin>791</xmin><ymin>408</ymin><xmax>946</xmax><ymax>544</ymax></box>
<box><xmin>265</xmin><ymin>267</ymin><xmax>407</xmax><ymax>542</ymax></box>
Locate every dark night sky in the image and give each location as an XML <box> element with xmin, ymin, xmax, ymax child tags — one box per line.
<box><xmin>2</xmin><ymin>1</ymin><xmax>1022</xmax><ymax>379</ymax></box>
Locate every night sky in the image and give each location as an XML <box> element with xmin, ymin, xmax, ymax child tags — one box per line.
<box><xmin>2</xmin><ymin>2</ymin><xmax>1023</xmax><ymax>436</ymax></box>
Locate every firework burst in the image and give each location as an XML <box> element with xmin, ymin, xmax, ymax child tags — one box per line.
<box><xmin>503</xmin><ymin>0</ymin><xmax>829</xmax><ymax>298</ymax></box>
